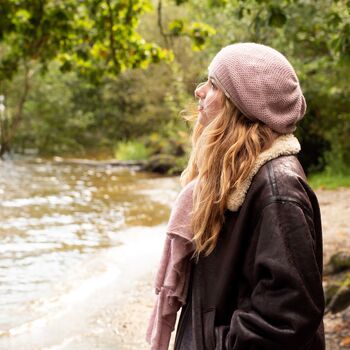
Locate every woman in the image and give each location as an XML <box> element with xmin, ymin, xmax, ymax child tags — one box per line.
<box><xmin>146</xmin><ymin>43</ymin><xmax>325</xmax><ymax>350</ymax></box>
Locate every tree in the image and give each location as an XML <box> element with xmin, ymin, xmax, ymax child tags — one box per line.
<box><xmin>0</xmin><ymin>0</ymin><xmax>173</xmax><ymax>155</ymax></box>
<box><xmin>0</xmin><ymin>0</ymin><xmax>216</xmax><ymax>156</ymax></box>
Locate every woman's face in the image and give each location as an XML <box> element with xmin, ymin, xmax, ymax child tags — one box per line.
<box><xmin>194</xmin><ymin>77</ymin><xmax>223</xmax><ymax>126</ymax></box>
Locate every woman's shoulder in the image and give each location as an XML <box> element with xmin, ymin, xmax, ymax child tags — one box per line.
<box><xmin>171</xmin><ymin>178</ymin><xmax>198</xmax><ymax>215</ymax></box>
<box><xmin>176</xmin><ymin>178</ymin><xmax>197</xmax><ymax>202</ymax></box>
<box><xmin>251</xmin><ymin>155</ymin><xmax>318</xmax><ymax>215</ymax></box>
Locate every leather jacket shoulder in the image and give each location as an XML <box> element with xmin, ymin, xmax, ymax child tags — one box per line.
<box><xmin>248</xmin><ymin>155</ymin><xmax>318</xmax><ymax>217</ymax></box>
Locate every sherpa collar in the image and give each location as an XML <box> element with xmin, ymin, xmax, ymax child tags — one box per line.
<box><xmin>226</xmin><ymin>133</ymin><xmax>301</xmax><ymax>212</ymax></box>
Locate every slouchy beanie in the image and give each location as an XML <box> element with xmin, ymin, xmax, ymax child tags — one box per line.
<box><xmin>207</xmin><ymin>42</ymin><xmax>306</xmax><ymax>134</ymax></box>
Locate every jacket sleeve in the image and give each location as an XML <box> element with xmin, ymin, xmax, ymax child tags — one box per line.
<box><xmin>214</xmin><ymin>200</ymin><xmax>325</xmax><ymax>350</ymax></box>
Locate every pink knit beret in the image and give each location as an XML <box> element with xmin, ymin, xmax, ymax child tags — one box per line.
<box><xmin>208</xmin><ymin>43</ymin><xmax>306</xmax><ymax>134</ymax></box>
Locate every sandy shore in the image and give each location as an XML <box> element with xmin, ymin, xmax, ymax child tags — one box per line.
<box><xmin>110</xmin><ymin>188</ymin><xmax>350</xmax><ymax>350</ymax></box>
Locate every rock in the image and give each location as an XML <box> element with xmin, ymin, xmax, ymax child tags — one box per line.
<box><xmin>327</xmin><ymin>284</ymin><xmax>350</xmax><ymax>314</ymax></box>
<box><xmin>325</xmin><ymin>273</ymin><xmax>350</xmax><ymax>314</ymax></box>
<box><xmin>325</xmin><ymin>283</ymin><xmax>341</xmax><ymax>306</ymax></box>
<box><xmin>29</xmin><ymin>154</ymin><xmax>184</xmax><ymax>175</ymax></box>
<box><xmin>51</xmin><ymin>157</ymin><xmax>147</xmax><ymax>168</ymax></box>
<box><xmin>324</xmin><ymin>251</ymin><xmax>350</xmax><ymax>276</ymax></box>
<box><xmin>143</xmin><ymin>154</ymin><xmax>179</xmax><ymax>174</ymax></box>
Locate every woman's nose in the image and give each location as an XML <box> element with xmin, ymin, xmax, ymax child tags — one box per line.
<box><xmin>194</xmin><ymin>85</ymin><xmax>205</xmax><ymax>99</ymax></box>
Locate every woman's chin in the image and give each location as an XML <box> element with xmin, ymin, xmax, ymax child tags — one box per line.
<box><xmin>198</xmin><ymin>112</ymin><xmax>208</xmax><ymax>126</ymax></box>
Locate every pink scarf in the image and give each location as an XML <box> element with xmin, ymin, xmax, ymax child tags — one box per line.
<box><xmin>146</xmin><ymin>178</ymin><xmax>197</xmax><ymax>350</ymax></box>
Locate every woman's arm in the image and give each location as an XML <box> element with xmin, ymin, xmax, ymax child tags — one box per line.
<box><xmin>215</xmin><ymin>200</ymin><xmax>325</xmax><ymax>350</ymax></box>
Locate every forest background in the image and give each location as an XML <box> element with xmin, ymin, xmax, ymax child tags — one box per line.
<box><xmin>1</xmin><ymin>0</ymin><xmax>350</xmax><ymax>186</ymax></box>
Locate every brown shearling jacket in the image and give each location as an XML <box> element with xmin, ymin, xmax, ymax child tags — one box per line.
<box><xmin>174</xmin><ymin>155</ymin><xmax>325</xmax><ymax>350</ymax></box>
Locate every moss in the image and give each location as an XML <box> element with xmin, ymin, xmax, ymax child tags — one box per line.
<box><xmin>325</xmin><ymin>252</ymin><xmax>350</xmax><ymax>275</ymax></box>
<box><xmin>324</xmin><ymin>272</ymin><xmax>350</xmax><ymax>313</ymax></box>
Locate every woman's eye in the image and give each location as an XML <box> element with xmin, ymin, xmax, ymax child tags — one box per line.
<box><xmin>210</xmin><ymin>81</ymin><xmax>216</xmax><ymax>89</ymax></box>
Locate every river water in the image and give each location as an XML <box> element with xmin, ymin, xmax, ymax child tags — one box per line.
<box><xmin>0</xmin><ymin>159</ymin><xmax>180</xmax><ymax>350</ymax></box>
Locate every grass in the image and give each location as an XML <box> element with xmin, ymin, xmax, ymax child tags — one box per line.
<box><xmin>114</xmin><ymin>140</ymin><xmax>151</xmax><ymax>161</ymax></box>
<box><xmin>308</xmin><ymin>171</ymin><xmax>350</xmax><ymax>190</ymax></box>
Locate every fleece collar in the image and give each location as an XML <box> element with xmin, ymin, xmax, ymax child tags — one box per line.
<box><xmin>226</xmin><ymin>133</ymin><xmax>301</xmax><ymax>212</ymax></box>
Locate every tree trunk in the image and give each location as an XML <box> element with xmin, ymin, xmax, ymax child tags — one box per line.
<box><xmin>0</xmin><ymin>140</ymin><xmax>10</xmax><ymax>157</ymax></box>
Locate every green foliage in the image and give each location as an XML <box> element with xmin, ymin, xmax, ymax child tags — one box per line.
<box><xmin>169</xmin><ymin>19</ymin><xmax>185</xmax><ymax>36</ymax></box>
<box><xmin>207</xmin><ymin>0</ymin><xmax>228</xmax><ymax>8</ymax></box>
<box><xmin>11</xmin><ymin>64</ymin><xmax>96</xmax><ymax>155</ymax></box>
<box><xmin>0</xmin><ymin>0</ymin><xmax>216</xmax><ymax>156</ymax></box>
<box><xmin>9</xmin><ymin>54</ymin><xmax>192</xmax><ymax>157</ymax></box>
<box><xmin>114</xmin><ymin>139</ymin><xmax>151</xmax><ymax>160</ymax></box>
<box><xmin>167</xmin><ymin>19</ymin><xmax>216</xmax><ymax>50</ymax></box>
<box><xmin>267</xmin><ymin>5</ymin><xmax>287</xmax><ymax>27</ymax></box>
<box><xmin>2</xmin><ymin>0</ymin><xmax>350</xmax><ymax>180</ymax></box>
<box><xmin>144</xmin><ymin>127</ymin><xmax>189</xmax><ymax>157</ymax></box>
<box><xmin>173</xmin><ymin>0</ymin><xmax>188</xmax><ymax>5</ymax></box>
<box><xmin>308</xmin><ymin>170</ymin><xmax>350</xmax><ymax>190</ymax></box>
<box><xmin>0</xmin><ymin>0</ymin><xmax>173</xmax><ymax>81</ymax></box>
<box><xmin>140</xmin><ymin>118</ymin><xmax>191</xmax><ymax>174</ymax></box>
<box><xmin>188</xmin><ymin>22</ymin><xmax>216</xmax><ymax>50</ymax></box>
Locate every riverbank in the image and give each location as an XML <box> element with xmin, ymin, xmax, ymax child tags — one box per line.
<box><xmin>111</xmin><ymin>187</ymin><xmax>350</xmax><ymax>350</ymax></box>
<box><xmin>0</xmin><ymin>161</ymin><xmax>182</xmax><ymax>350</ymax></box>
<box><xmin>27</xmin><ymin>155</ymin><xmax>183</xmax><ymax>176</ymax></box>
<box><xmin>0</xmin><ymin>226</ymin><xmax>169</xmax><ymax>350</ymax></box>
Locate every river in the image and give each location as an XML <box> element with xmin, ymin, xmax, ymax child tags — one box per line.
<box><xmin>0</xmin><ymin>159</ymin><xmax>181</xmax><ymax>350</ymax></box>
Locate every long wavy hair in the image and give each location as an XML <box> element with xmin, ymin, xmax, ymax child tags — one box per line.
<box><xmin>180</xmin><ymin>82</ymin><xmax>277</xmax><ymax>258</ymax></box>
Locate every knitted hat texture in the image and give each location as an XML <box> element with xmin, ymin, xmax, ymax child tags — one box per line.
<box><xmin>208</xmin><ymin>43</ymin><xmax>306</xmax><ymax>133</ymax></box>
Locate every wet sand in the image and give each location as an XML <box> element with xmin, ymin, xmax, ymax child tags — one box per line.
<box><xmin>0</xmin><ymin>225</ymin><xmax>173</xmax><ymax>350</ymax></box>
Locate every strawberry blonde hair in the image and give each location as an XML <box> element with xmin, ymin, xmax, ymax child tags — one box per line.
<box><xmin>181</xmin><ymin>82</ymin><xmax>277</xmax><ymax>258</ymax></box>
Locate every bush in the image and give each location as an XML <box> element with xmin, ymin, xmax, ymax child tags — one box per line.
<box><xmin>114</xmin><ymin>140</ymin><xmax>151</xmax><ymax>160</ymax></box>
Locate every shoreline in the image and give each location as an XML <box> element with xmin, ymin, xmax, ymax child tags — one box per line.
<box><xmin>0</xmin><ymin>227</ymin><xmax>170</xmax><ymax>350</ymax></box>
